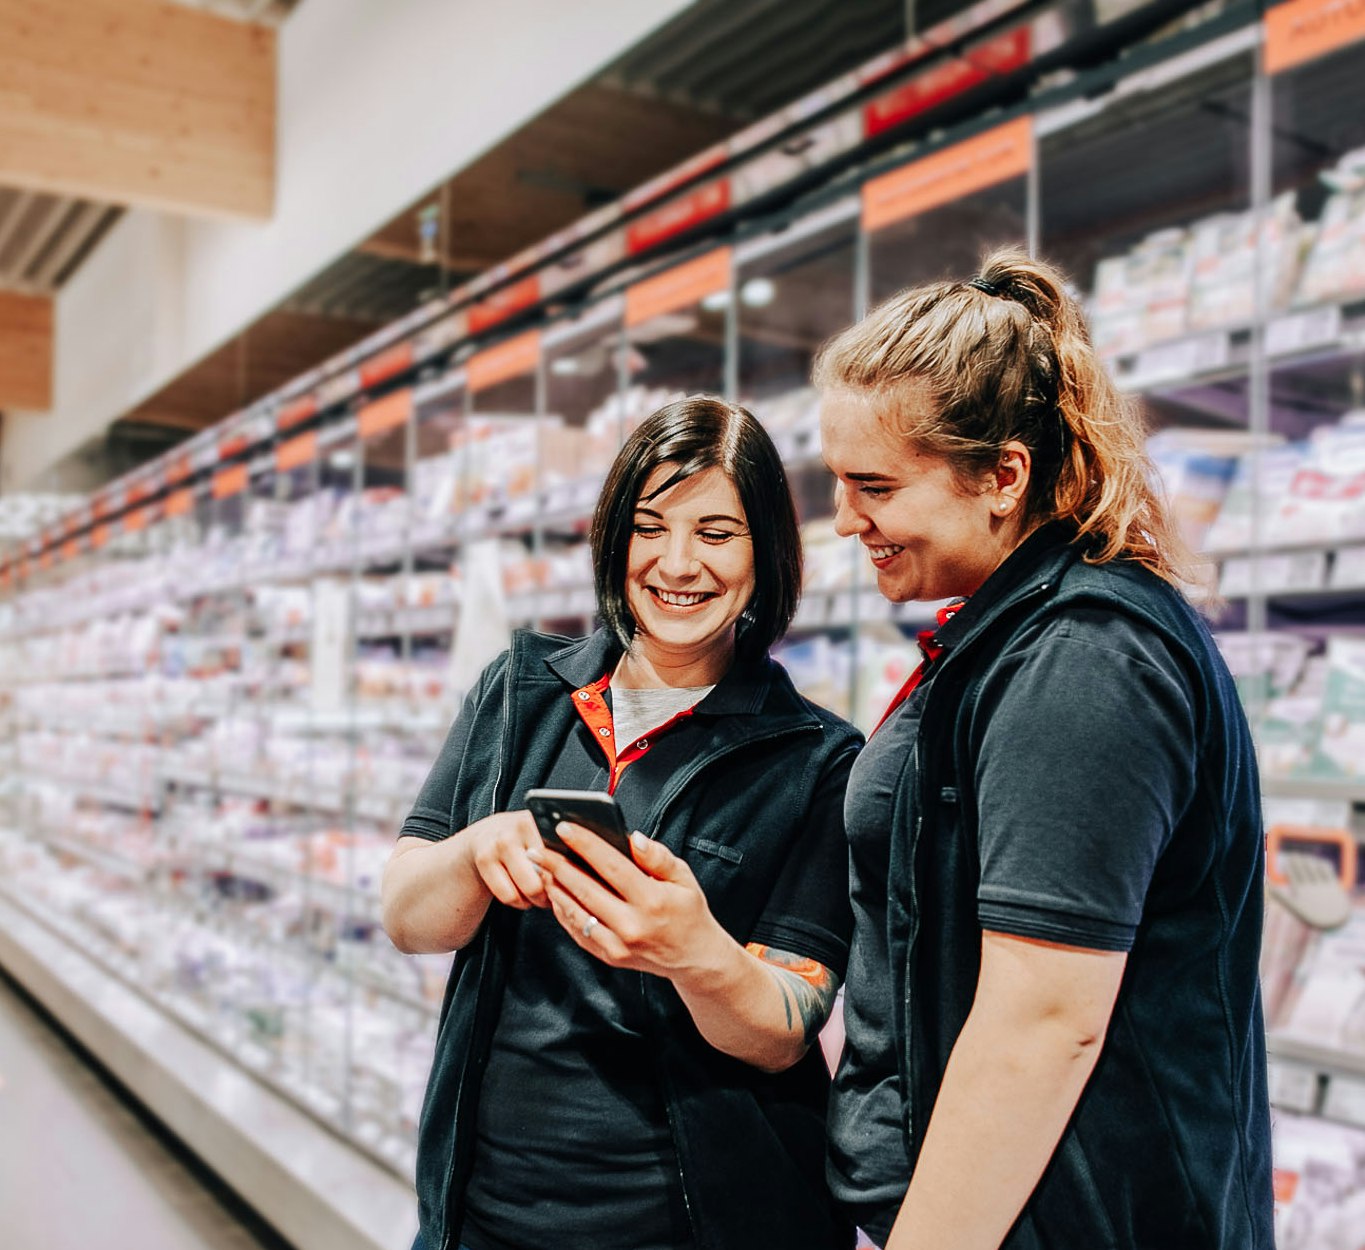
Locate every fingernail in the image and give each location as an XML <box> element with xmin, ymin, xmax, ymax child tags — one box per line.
<box><xmin>631</xmin><ymin>831</ymin><xmax>647</xmax><ymax>848</ymax></box>
<box><xmin>556</xmin><ymin>821</ymin><xmax>572</xmax><ymax>837</ymax></box>
<box><xmin>525</xmin><ymin>848</ymin><xmax>542</xmax><ymax>863</ymax></box>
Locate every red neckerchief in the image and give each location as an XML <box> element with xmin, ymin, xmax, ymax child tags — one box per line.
<box><xmin>570</xmin><ymin>673</ymin><xmax>700</xmax><ymax>794</ymax></box>
<box><xmin>871</xmin><ymin>600</ymin><xmax>966</xmax><ymax>736</ymax></box>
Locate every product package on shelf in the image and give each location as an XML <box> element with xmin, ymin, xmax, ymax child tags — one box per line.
<box><xmin>1205</xmin><ymin>440</ymin><xmax>1308</xmax><ymax>557</ymax></box>
<box><xmin>1089</xmin><ymin>227</ymin><xmax>1192</xmax><ymax>358</ymax></box>
<box><xmin>1146</xmin><ymin>431</ymin><xmax>1239</xmax><ymax>553</ymax></box>
<box><xmin>1186</xmin><ymin>193</ymin><xmax>1307</xmax><ymax>332</ymax></box>
<box><xmin>1273</xmin><ymin>1110</ymin><xmax>1365</xmax><ymax>1250</ymax></box>
<box><xmin>1296</xmin><ymin>146</ymin><xmax>1365</xmax><ymax>307</ymax></box>
<box><xmin>1271</xmin><ymin>414</ymin><xmax>1365</xmax><ymax>547</ymax></box>
<box><xmin>1274</xmin><ymin>900</ymin><xmax>1365</xmax><ymax>1060</ymax></box>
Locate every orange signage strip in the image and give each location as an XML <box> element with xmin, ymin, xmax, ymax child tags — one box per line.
<box><xmin>625</xmin><ymin>247</ymin><xmax>732</xmax><ymax>328</ymax></box>
<box><xmin>357</xmin><ymin>387</ymin><xmax>414</xmax><ymax>440</ymax></box>
<box><xmin>90</xmin><ymin>524</ymin><xmax>111</xmax><ymax>550</ymax></box>
<box><xmin>39</xmin><ymin>550</ymin><xmax>54</xmax><ymax>571</ymax></box>
<box><xmin>165</xmin><ymin>454</ymin><xmax>192</xmax><ymax>485</ymax></box>
<box><xmin>467</xmin><ymin>331</ymin><xmax>542</xmax><ymax>394</ymax></box>
<box><xmin>123</xmin><ymin>506</ymin><xmax>150</xmax><ymax>533</ymax></box>
<box><xmin>212</xmin><ymin>463</ymin><xmax>250</xmax><ymax>500</ymax></box>
<box><xmin>276</xmin><ymin>430</ymin><xmax>319</xmax><ymax>473</ymax></box>
<box><xmin>165</xmin><ymin>488</ymin><xmax>194</xmax><ymax>518</ymax></box>
<box><xmin>359</xmin><ymin>342</ymin><xmax>415</xmax><ymax>389</ymax></box>
<box><xmin>1265</xmin><ymin>0</ymin><xmax>1365</xmax><ymax>73</ymax></box>
<box><xmin>277</xmin><ymin>395</ymin><xmax>318</xmax><ymax>430</ymax></box>
<box><xmin>61</xmin><ymin>538</ymin><xmax>80</xmax><ymax>561</ymax></box>
<box><xmin>468</xmin><ymin>275</ymin><xmax>542</xmax><ymax>335</ymax></box>
<box><xmin>862</xmin><ymin>116</ymin><xmax>1033</xmax><ymax>232</ymax></box>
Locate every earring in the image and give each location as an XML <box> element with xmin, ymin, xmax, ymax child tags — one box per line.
<box><xmin>997</xmin><ymin>500</ymin><xmax>1010</xmax><ymax>513</ymax></box>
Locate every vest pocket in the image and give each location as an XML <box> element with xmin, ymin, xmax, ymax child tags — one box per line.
<box><xmin>686</xmin><ymin>837</ymin><xmax>744</xmax><ymax>864</ymax></box>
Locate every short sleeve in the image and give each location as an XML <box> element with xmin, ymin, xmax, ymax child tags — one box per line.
<box><xmin>748</xmin><ymin>737</ymin><xmax>859</xmax><ymax>976</ymax></box>
<box><xmin>397</xmin><ymin>659</ymin><xmax>499</xmax><ymax>842</ymax></box>
<box><xmin>974</xmin><ymin>611</ymin><xmax>1197</xmax><ymax>952</ymax></box>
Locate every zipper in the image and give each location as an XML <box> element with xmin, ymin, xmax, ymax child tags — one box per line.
<box><xmin>442</xmin><ymin>641</ymin><xmax>516</xmax><ymax>1250</ymax></box>
<box><xmin>642</xmin><ymin>718</ymin><xmax>818</xmax><ymax>1250</ymax></box>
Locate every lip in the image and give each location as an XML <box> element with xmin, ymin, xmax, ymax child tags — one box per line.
<box><xmin>646</xmin><ymin>586</ymin><xmax>719</xmax><ymax>613</ymax></box>
<box><xmin>863</xmin><ymin>542</ymin><xmax>905</xmax><ymax>569</ymax></box>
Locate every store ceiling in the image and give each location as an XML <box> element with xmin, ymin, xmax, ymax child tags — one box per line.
<box><xmin>0</xmin><ymin>0</ymin><xmax>297</xmax><ymax>302</ymax></box>
<box><xmin>32</xmin><ymin>0</ymin><xmax>993</xmax><ymax>474</ymax></box>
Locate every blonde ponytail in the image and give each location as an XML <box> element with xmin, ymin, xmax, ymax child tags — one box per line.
<box><xmin>814</xmin><ymin>246</ymin><xmax>1196</xmax><ymax>586</ymax></box>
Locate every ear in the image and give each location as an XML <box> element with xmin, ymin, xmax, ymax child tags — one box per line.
<box><xmin>989</xmin><ymin>441</ymin><xmax>1032</xmax><ymax>519</ymax></box>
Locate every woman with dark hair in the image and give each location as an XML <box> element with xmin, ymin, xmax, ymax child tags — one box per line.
<box><xmin>815</xmin><ymin>248</ymin><xmax>1273</xmax><ymax>1250</ymax></box>
<box><xmin>382</xmin><ymin>396</ymin><xmax>860</xmax><ymax>1250</ymax></box>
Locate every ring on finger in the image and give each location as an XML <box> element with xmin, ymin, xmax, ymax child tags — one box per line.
<box><xmin>582</xmin><ymin>915</ymin><xmax>600</xmax><ymax>940</ymax></box>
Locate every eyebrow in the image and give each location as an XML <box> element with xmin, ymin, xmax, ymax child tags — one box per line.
<box><xmin>844</xmin><ymin>472</ymin><xmax>897</xmax><ymax>483</ymax></box>
<box><xmin>635</xmin><ymin>506</ymin><xmax>747</xmax><ymax>526</ymax></box>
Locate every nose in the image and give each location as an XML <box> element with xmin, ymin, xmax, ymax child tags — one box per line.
<box><xmin>832</xmin><ymin>481</ymin><xmax>868</xmax><ymax>538</ymax></box>
<box><xmin>657</xmin><ymin>530</ymin><xmax>701</xmax><ymax>580</ymax></box>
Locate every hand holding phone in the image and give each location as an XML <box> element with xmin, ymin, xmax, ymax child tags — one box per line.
<box><xmin>524</xmin><ymin>789</ymin><xmax>632</xmax><ymax>868</ymax></box>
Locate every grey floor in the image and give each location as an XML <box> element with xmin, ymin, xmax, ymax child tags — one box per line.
<box><xmin>0</xmin><ymin>971</ymin><xmax>294</xmax><ymax>1250</ymax></box>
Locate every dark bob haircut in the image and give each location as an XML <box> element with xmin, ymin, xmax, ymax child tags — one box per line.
<box><xmin>590</xmin><ymin>395</ymin><xmax>802</xmax><ymax>661</ymax></box>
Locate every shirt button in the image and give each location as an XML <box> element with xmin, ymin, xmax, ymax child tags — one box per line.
<box><xmin>598</xmin><ymin>726</ymin><xmax>611</xmax><ymax>737</ymax></box>
<box><xmin>577</xmin><ymin>690</ymin><xmax>591</xmax><ymax>701</ymax></box>
<box><xmin>636</xmin><ymin>739</ymin><xmax>649</xmax><ymax>750</ymax></box>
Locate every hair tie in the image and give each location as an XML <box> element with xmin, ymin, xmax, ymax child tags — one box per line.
<box><xmin>966</xmin><ymin>276</ymin><xmax>1002</xmax><ymax>296</ymax></box>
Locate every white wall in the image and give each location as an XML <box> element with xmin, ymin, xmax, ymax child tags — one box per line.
<box><xmin>3</xmin><ymin>0</ymin><xmax>693</xmax><ymax>491</ymax></box>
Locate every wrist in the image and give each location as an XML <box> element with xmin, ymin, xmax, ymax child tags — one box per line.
<box><xmin>671</xmin><ymin>917</ymin><xmax>744</xmax><ymax>995</ymax></box>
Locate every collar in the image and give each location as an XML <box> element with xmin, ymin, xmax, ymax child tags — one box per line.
<box><xmin>542</xmin><ymin>628</ymin><xmax>789</xmax><ymax>718</ymax></box>
<box><xmin>930</xmin><ymin>521</ymin><xmax>1083</xmax><ymax>657</ymax></box>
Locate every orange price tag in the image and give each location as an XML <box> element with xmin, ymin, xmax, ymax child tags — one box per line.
<box><xmin>164</xmin><ymin>488</ymin><xmax>194</xmax><ymax>518</ymax></box>
<box><xmin>90</xmin><ymin>524</ymin><xmax>111</xmax><ymax>550</ymax></box>
<box><xmin>467</xmin><ymin>331</ymin><xmax>542</xmax><ymax>394</ymax></box>
<box><xmin>123</xmin><ymin>506</ymin><xmax>149</xmax><ymax>533</ymax></box>
<box><xmin>357</xmin><ymin>387</ymin><xmax>414</xmax><ymax>440</ymax></box>
<box><xmin>1266</xmin><ymin>0</ymin><xmax>1365</xmax><ymax>73</ymax></box>
<box><xmin>212</xmin><ymin>463</ymin><xmax>249</xmax><ymax>500</ymax></box>
<box><xmin>862</xmin><ymin>116</ymin><xmax>1033</xmax><ymax>231</ymax></box>
<box><xmin>468</xmin><ymin>275</ymin><xmax>541</xmax><ymax>335</ymax></box>
<box><xmin>277</xmin><ymin>395</ymin><xmax>318</xmax><ymax>430</ymax></box>
<box><xmin>61</xmin><ymin>538</ymin><xmax>80</xmax><ymax>560</ymax></box>
<box><xmin>625</xmin><ymin>247</ymin><xmax>732</xmax><ymax>328</ymax></box>
<box><xmin>359</xmin><ymin>342</ymin><xmax>414</xmax><ymax>389</ymax></box>
<box><xmin>276</xmin><ymin>430</ymin><xmax>319</xmax><ymax>473</ymax></box>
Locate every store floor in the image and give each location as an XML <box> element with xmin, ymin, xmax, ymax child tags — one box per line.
<box><xmin>0</xmin><ymin>971</ymin><xmax>293</xmax><ymax>1250</ymax></box>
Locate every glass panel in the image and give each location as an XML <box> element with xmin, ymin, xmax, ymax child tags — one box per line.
<box><xmin>735</xmin><ymin>207</ymin><xmax>868</xmax><ymax>724</ymax></box>
<box><xmin>540</xmin><ymin>303</ymin><xmax>626</xmax><ymax>635</ymax></box>
<box><xmin>869</xmin><ymin>177</ymin><xmax>1027</xmax><ymax>304</ymax></box>
<box><xmin>625</xmin><ymin>279</ymin><xmax>727</xmax><ymax>413</ymax></box>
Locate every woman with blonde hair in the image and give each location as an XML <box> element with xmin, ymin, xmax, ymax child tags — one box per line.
<box><xmin>816</xmin><ymin>247</ymin><xmax>1273</xmax><ymax>1250</ymax></box>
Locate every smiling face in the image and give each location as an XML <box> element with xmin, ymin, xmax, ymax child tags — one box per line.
<box><xmin>624</xmin><ymin>464</ymin><xmax>756</xmax><ymax>674</ymax></box>
<box><xmin>820</xmin><ymin>385</ymin><xmax>1028</xmax><ymax>603</ymax></box>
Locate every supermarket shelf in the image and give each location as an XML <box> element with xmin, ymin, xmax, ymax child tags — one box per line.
<box><xmin>1270</xmin><ymin>1034</ymin><xmax>1365</xmax><ymax>1082</ymax></box>
<box><xmin>1261</xmin><ymin>777</ymin><xmax>1365</xmax><ymax>804</ymax></box>
<box><xmin>23</xmin><ymin>769</ymin><xmax>161</xmax><ymax>812</ymax></box>
<box><xmin>0</xmin><ymin>889</ymin><xmax>419</xmax><ymax>1250</ymax></box>
<box><xmin>1112</xmin><ymin>299</ymin><xmax>1365</xmax><ymax>396</ymax></box>
<box><xmin>40</xmin><ymin>832</ymin><xmax>153</xmax><ymax>881</ymax></box>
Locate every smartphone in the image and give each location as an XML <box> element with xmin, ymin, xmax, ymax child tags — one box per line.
<box><xmin>524</xmin><ymin>788</ymin><xmax>633</xmax><ymax>865</ymax></box>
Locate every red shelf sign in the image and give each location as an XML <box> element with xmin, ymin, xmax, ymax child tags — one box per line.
<box><xmin>359</xmin><ymin>342</ymin><xmax>415</xmax><ymax>389</ymax></box>
<box><xmin>468</xmin><ymin>275</ymin><xmax>541</xmax><ymax>335</ymax></box>
<box><xmin>627</xmin><ymin>180</ymin><xmax>731</xmax><ymax>255</ymax></box>
<box><xmin>863</xmin><ymin>28</ymin><xmax>1032</xmax><ymax>138</ymax></box>
<box><xmin>276</xmin><ymin>430</ymin><xmax>319</xmax><ymax>473</ymax></box>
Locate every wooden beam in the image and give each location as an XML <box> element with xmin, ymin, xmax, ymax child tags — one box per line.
<box><xmin>0</xmin><ymin>0</ymin><xmax>274</xmax><ymax>220</ymax></box>
<box><xmin>0</xmin><ymin>291</ymin><xmax>52</xmax><ymax>410</ymax></box>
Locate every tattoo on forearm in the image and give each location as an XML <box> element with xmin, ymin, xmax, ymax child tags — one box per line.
<box><xmin>745</xmin><ymin>943</ymin><xmax>842</xmax><ymax>1046</ymax></box>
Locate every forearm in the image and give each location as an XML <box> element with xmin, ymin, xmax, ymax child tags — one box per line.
<box><xmin>672</xmin><ymin>936</ymin><xmax>824</xmax><ymax>1073</ymax></box>
<box><xmin>380</xmin><ymin>835</ymin><xmax>493</xmax><ymax>954</ymax></box>
<box><xmin>885</xmin><ymin>1008</ymin><xmax>1104</xmax><ymax>1250</ymax></box>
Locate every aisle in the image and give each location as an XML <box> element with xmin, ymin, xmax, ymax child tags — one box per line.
<box><xmin>0</xmin><ymin>972</ymin><xmax>293</xmax><ymax>1250</ymax></box>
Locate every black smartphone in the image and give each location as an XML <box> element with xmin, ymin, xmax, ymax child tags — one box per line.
<box><xmin>524</xmin><ymin>788</ymin><xmax>633</xmax><ymax>865</ymax></box>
